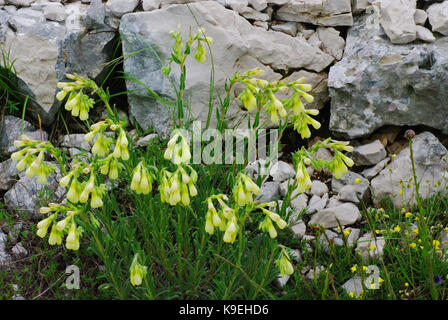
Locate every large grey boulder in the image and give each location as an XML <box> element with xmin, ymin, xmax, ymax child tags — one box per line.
<box><xmin>328</xmin><ymin>14</ymin><xmax>448</xmax><ymax>138</ymax></box>
<box><xmin>0</xmin><ymin>1</ymin><xmax>116</xmax><ymax>126</ymax></box>
<box><xmin>371</xmin><ymin>131</ymin><xmax>448</xmax><ymax>207</ymax></box>
<box><xmin>119</xmin><ymin>1</ymin><xmax>334</xmax><ymax>137</ymax></box>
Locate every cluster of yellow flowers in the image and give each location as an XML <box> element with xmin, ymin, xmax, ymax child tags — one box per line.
<box><xmin>324</xmin><ymin>140</ymin><xmax>354</xmax><ymax>179</ymax></box>
<box><xmin>205</xmin><ymin>194</ymin><xmax>237</xmax><ymax>242</ymax></box>
<box><xmin>276</xmin><ymin>246</ymin><xmax>294</xmax><ymax>277</ymax></box>
<box><xmin>56</xmin><ymin>73</ymin><xmax>97</xmax><ymax>121</ymax></box>
<box><xmin>130</xmin><ymin>161</ymin><xmax>154</xmax><ymax>195</ymax></box>
<box><xmin>163</xmin><ymin>131</ymin><xmax>191</xmax><ymax>165</ymax></box>
<box><xmin>11</xmin><ymin>135</ymin><xmax>55</xmax><ymax>184</ymax></box>
<box><xmin>258</xmin><ymin>202</ymin><xmax>287</xmax><ymax>239</ymax></box>
<box><xmin>160</xmin><ymin>131</ymin><xmax>198</xmax><ymax>206</ymax></box>
<box><xmin>10</xmin><ymin>74</ymin><xmax>134</xmax><ymax>251</ymax></box>
<box><xmin>36</xmin><ymin>203</ymin><xmax>85</xmax><ymax>250</ymax></box>
<box><xmin>292</xmin><ymin>139</ymin><xmax>354</xmax><ymax>196</ymax></box>
<box><xmin>100</xmin><ymin>155</ymin><xmax>124</xmax><ymax>180</ymax></box>
<box><xmin>84</xmin><ymin>121</ymin><xmax>114</xmax><ymax>157</ymax></box>
<box><xmin>205</xmin><ymin>174</ymin><xmax>287</xmax><ymax>245</ymax></box>
<box><xmin>295</xmin><ymin>156</ymin><xmax>313</xmax><ymax>194</ymax></box>
<box><xmin>235</xmin><ymin>68</ymin><xmax>320</xmax><ymax>139</ymax></box>
<box><xmin>167</xmin><ymin>27</ymin><xmax>213</xmax><ymax>70</ymax></box>
<box><xmin>60</xmin><ymin>163</ymin><xmax>106</xmax><ymax>209</ymax></box>
<box><xmin>160</xmin><ymin>164</ymin><xmax>198</xmax><ymax>206</ymax></box>
<box><xmin>232</xmin><ymin>172</ymin><xmax>261</xmax><ymax>206</ymax></box>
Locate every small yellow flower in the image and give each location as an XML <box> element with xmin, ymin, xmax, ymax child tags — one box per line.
<box><xmin>409</xmin><ymin>242</ymin><xmax>417</xmax><ymax>248</ymax></box>
<box><xmin>276</xmin><ymin>248</ymin><xmax>294</xmax><ymax>277</ymax></box>
<box><xmin>394</xmin><ymin>225</ymin><xmax>401</xmax><ymax>233</ymax></box>
<box><xmin>433</xmin><ymin>240</ymin><xmax>440</xmax><ymax>250</ymax></box>
<box><xmin>375</xmin><ymin>229</ymin><xmax>382</xmax><ymax>235</ymax></box>
<box><xmin>370</xmin><ymin>245</ymin><xmax>376</xmax><ymax>251</ymax></box>
<box><xmin>355</xmin><ymin>178</ymin><xmax>362</xmax><ymax>184</ymax></box>
<box><xmin>348</xmin><ymin>292</ymin><xmax>355</xmax><ymax>298</ymax></box>
<box><xmin>362</xmin><ymin>266</ymin><xmax>367</xmax><ymax>271</ymax></box>
<box><xmin>412</xmin><ymin>228</ymin><xmax>419</xmax><ymax>234</ymax></box>
<box><xmin>129</xmin><ymin>253</ymin><xmax>147</xmax><ymax>286</ymax></box>
<box><xmin>351</xmin><ymin>265</ymin><xmax>357</xmax><ymax>273</ymax></box>
<box><xmin>405</xmin><ymin>282</ymin><xmax>409</xmax><ymax>287</ymax></box>
<box><xmin>379</xmin><ymin>277</ymin><xmax>384</xmax><ymax>283</ymax></box>
<box><xmin>344</xmin><ymin>228</ymin><xmax>351</xmax><ymax>237</ymax></box>
<box><xmin>405</xmin><ymin>212</ymin><xmax>412</xmax><ymax>218</ymax></box>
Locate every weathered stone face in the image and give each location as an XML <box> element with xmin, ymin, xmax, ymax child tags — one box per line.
<box><xmin>0</xmin><ymin>1</ymin><xmax>116</xmax><ymax>126</ymax></box>
<box><xmin>328</xmin><ymin>14</ymin><xmax>448</xmax><ymax>139</ymax></box>
<box><xmin>120</xmin><ymin>1</ymin><xmax>334</xmax><ymax>137</ymax></box>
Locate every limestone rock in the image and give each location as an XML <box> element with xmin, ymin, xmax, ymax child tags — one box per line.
<box><xmin>328</xmin><ymin>14</ymin><xmax>448</xmax><ymax>138</ymax></box>
<box><xmin>290</xmin><ymin>193</ymin><xmax>308</xmax><ymax>211</ymax></box>
<box><xmin>414</xmin><ymin>9</ymin><xmax>428</xmax><ymax>25</ymax></box>
<box><xmin>309</xmin><ymin>203</ymin><xmax>361</xmax><ymax>228</ymax></box>
<box><xmin>106</xmin><ymin>0</ymin><xmax>139</xmax><ymax>17</ymax></box>
<box><xmin>5</xmin><ymin>0</ymin><xmax>35</xmax><ymax>6</ymax></box>
<box><xmin>136</xmin><ymin>133</ymin><xmax>159</xmax><ymax>147</ymax></box>
<box><xmin>11</xmin><ymin>242</ymin><xmax>28</xmax><ymax>257</ymax></box>
<box><xmin>379</xmin><ymin>0</ymin><xmax>416</xmax><ymax>44</ymax></box>
<box><xmin>120</xmin><ymin>2</ymin><xmax>334</xmax><ymax>136</ymax></box>
<box><xmin>361</xmin><ymin>157</ymin><xmax>389</xmax><ymax>180</ymax></box>
<box><xmin>427</xmin><ymin>1</ymin><xmax>448</xmax><ymax>35</ymax></box>
<box><xmin>271</xmin><ymin>22</ymin><xmax>298</xmax><ymax>37</ymax></box>
<box><xmin>142</xmin><ymin>0</ymin><xmax>162</xmax><ymax>11</ymax></box>
<box><xmin>352</xmin><ymin>0</ymin><xmax>371</xmax><ymax>14</ymax></box>
<box><xmin>0</xmin><ymin>116</ymin><xmax>48</xmax><ymax>155</ymax></box>
<box><xmin>316</xmin><ymin>27</ymin><xmax>345</xmax><ymax>60</ymax></box>
<box><xmin>276</xmin><ymin>0</ymin><xmax>353</xmax><ymax>27</ymax></box>
<box><xmin>4</xmin><ymin>162</ymin><xmax>66</xmax><ymax>219</ymax></box>
<box><xmin>291</xmin><ymin>219</ymin><xmax>306</xmax><ymax>239</ymax></box>
<box><xmin>270</xmin><ymin>161</ymin><xmax>295</xmax><ymax>182</ymax></box>
<box><xmin>332</xmin><ymin>171</ymin><xmax>368</xmax><ymax>194</ymax></box>
<box><xmin>371</xmin><ymin>131</ymin><xmax>448</xmax><ymax>207</ymax></box>
<box><xmin>248</xmin><ymin>0</ymin><xmax>267</xmax><ymax>11</ymax></box>
<box><xmin>352</xmin><ymin>140</ymin><xmax>387</xmax><ymax>166</ymax></box>
<box><xmin>0</xmin><ymin>3</ymin><xmax>116</xmax><ymax>125</ymax></box>
<box><xmin>0</xmin><ymin>159</ymin><xmax>18</xmax><ymax>191</ymax></box>
<box><xmin>310</xmin><ymin>180</ymin><xmax>328</xmax><ymax>197</ymax></box>
<box><xmin>60</xmin><ymin>134</ymin><xmax>91</xmax><ymax>151</ymax></box>
<box><xmin>307</xmin><ymin>193</ymin><xmax>328</xmax><ymax>214</ymax></box>
<box><xmin>416</xmin><ymin>25</ymin><xmax>436</xmax><ymax>42</ymax></box>
<box><xmin>256</xmin><ymin>181</ymin><xmax>281</xmax><ymax>203</ymax></box>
